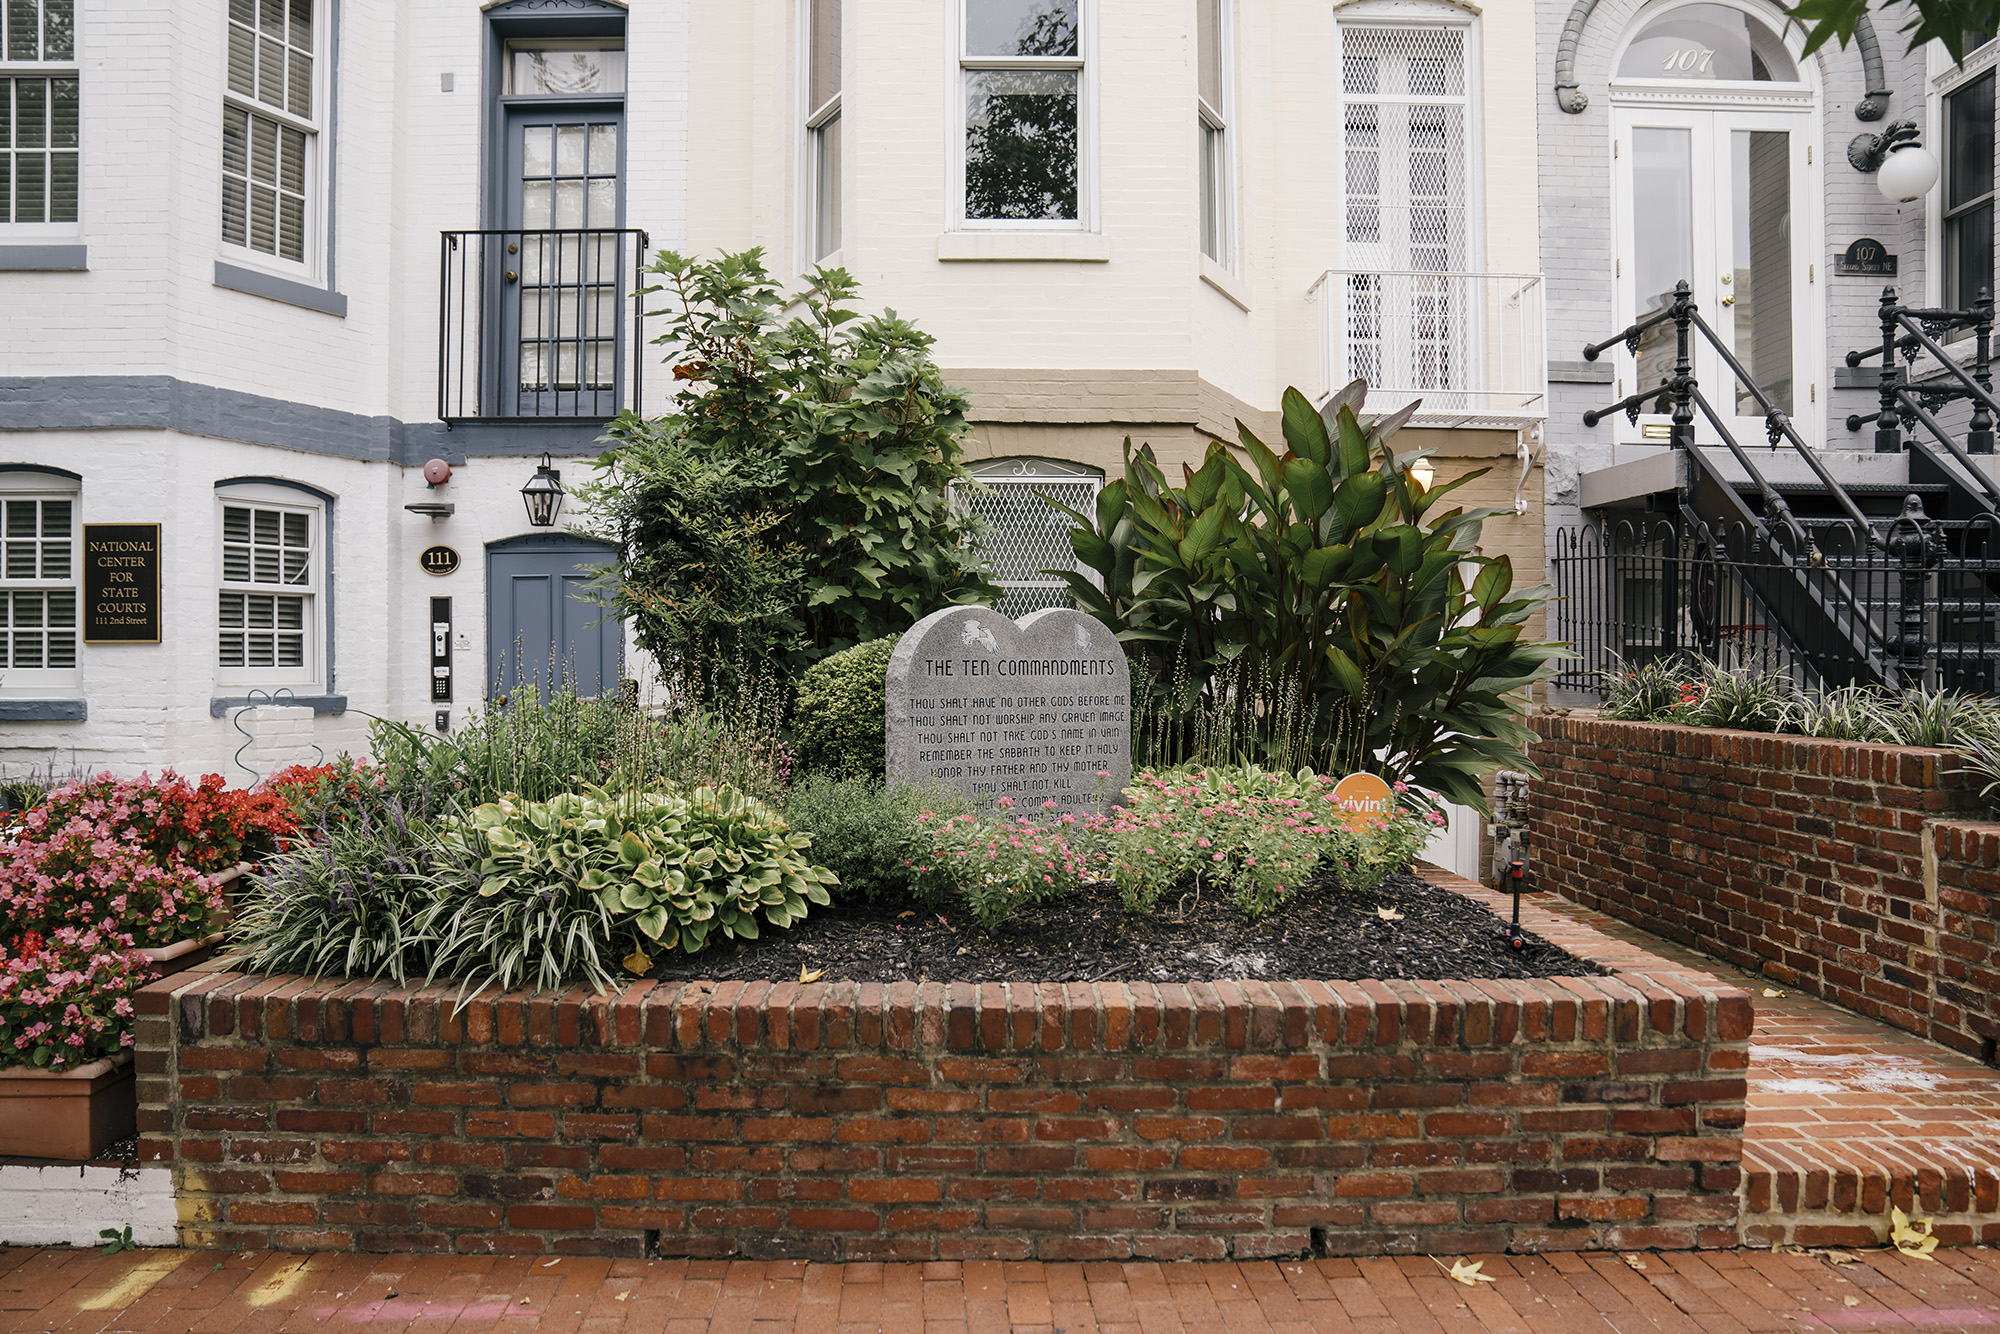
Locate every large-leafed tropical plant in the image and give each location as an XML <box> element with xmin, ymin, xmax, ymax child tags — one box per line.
<box><xmin>1045</xmin><ymin>380</ymin><xmax>1559</xmax><ymax>812</ymax></box>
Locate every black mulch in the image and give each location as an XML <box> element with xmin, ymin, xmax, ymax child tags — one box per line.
<box><xmin>646</xmin><ymin>871</ymin><xmax>1601</xmax><ymax>985</ymax></box>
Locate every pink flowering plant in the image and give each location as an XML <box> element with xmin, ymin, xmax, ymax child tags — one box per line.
<box><xmin>912</xmin><ymin>798</ymin><xmax>1101</xmax><ymax>931</ymax></box>
<box><xmin>1099</xmin><ymin>765</ymin><xmax>1442</xmax><ymax>919</ymax></box>
<box><xmin>0</xmin><ymin>927</ymin><xmax>152</xmax><ymax>1070</ymax></box>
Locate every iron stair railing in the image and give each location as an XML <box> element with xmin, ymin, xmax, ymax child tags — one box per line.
<box><xmin>1578</xmin><ymin>280</ymin><xmax>1896</xmax><ymax>686</ymax></box>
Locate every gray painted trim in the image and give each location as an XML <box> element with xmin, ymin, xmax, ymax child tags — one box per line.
<box><xmin>0</xmin><ymin>245</ymin><xmax>87</xmax><ymax>271</ymax></box>
<box><xmin>1554</xmin><ymin>4</ymin><xmax>1887</xmax><ymax>119</ymax></box>
<box><xmin>326</xmin><ymin>0</ymin><xmax>342</xmax><ymax>294</ymax></box>
<box><xmin>208</xmin><ymin>694</ymin><xmax>348</xmax><ymax>718</ymax></box>
<box><xmin>1549</xmin><ymin>360</ymin><xmax>1615</xmax><ymax>385</ymax></box>
<box><xmin>1853</xmin><ymin>15</ymin><xmax>1889</xmax><ymax>121</ymax></box>
<box><xmin>0</xmin><ymin>375</ymin><xmax>609</xmax><ymax>464</ymax></box>
<box><xmin>0</xmin><ymin>700</ymin><xmax>86</xmax><ymax>721</ymax></box>
<box><xmin>214</xmin><ymin>262</ymin><xmax>349</xmax><ymax>317</ymax></box>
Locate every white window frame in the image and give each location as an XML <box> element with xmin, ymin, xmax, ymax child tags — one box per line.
<box><xmin>1197</xmin><ymin>0</ymin><xmax>1234</xmax><ymax>268</ymax></box>
<box><xmin>0</xmin><ymin>471</ymin><xmax>80</xmax><ymax>695</ymax></box>
<box><xmin>0</xmin><ymin>0</ymin><xmax>81</xmax><ymax>234</ymax></box>
<box><xmin>801</xmin><ymin>0</ymin><xmax>842</xmax><ymax>264</ymax></box>
<box><xmin>949</xmin><ymin>0</ymin><xmax>1096</xmax><ymax>232</ymax></box>
<box><xmin>1926</xmin><ymin>37</ymin><xmax>2000</xmax><ymax>315</ymax></box>
<box><xmin>214</xmin><ymin>483</ymin><xmax>325</xmax><ymax>691</ymax></box>
<box><xmin>219</xmin><ymin>0</ymin><xmax>330</xmax><ymax>279</ymax></box>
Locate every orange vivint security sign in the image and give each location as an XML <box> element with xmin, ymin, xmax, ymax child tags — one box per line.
<box><xmin>1332</xmin><ymin>772</ymin><xmax>1396</xmax><ymax>831</ymax></box>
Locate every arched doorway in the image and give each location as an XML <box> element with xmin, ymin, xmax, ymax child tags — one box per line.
<box><xmin>1609</xmin><ymin>0</ymin><xmax>1822</xmax><ymax>446</ymax></box>
<box><xmin>485</xmin><ymin>533</ymin><xmax>622</xmax><ymax>701</ymax></box>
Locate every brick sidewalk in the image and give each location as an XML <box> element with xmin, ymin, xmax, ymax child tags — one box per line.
<box><xmin>5</xmin><ymin>1245</ymin><xmax>2000</xmax><ymax>1331</ymax></box>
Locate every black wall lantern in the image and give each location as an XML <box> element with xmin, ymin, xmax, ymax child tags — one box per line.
<box><xmin>521</xmin><ymin>454</ymin><xmax>566</xmax><ymax>527</ymax></box>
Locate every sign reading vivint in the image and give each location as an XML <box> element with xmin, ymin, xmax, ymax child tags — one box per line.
<box><xmin>886</xmin><ymin>606</ymin><xmax>1131</xmax><ymax>817</ymax></box>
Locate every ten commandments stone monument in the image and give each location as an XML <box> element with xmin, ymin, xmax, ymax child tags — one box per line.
<box><xmin>886</xmin><ymin>606</ymin><xmax>1132</xmax><ymax>816</ymax></box>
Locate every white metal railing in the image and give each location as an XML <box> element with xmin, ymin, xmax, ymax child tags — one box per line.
<box><xmin>1306</xmin><ymin>269</ymin><xmax>1547</xmax><ymax>427</ymax></box>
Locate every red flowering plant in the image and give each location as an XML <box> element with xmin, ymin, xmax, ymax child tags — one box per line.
<box><xmin>911</xmin><ymin>797</ymin><xmax>1103</xmax><ymax>931</ymax></box>
<box><xmin>0</xmin><ymin>927</ymin><xmax>152</xmax><ymax>1071</ymax></box>
<box><xmin>260</xmin><ymin>757</ymin><xmax>382</xmax><ymax>833</ymax></box>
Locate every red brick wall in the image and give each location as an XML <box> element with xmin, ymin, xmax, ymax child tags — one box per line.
<box><xmin>135</xmin><ymin>963</ymin><xmax>1749</xmax><ymax>1260</ymax></box>
<box><xmin>1529</xmin><ymin>715</ymin><xmax>2000</xmax><ymax>1061</ymax></box>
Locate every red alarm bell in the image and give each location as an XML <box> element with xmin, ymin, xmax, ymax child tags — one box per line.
<box><xmin>423</xmin><ymin>458</ymin><xmax>453</xmax><ymax>487</ymax></box>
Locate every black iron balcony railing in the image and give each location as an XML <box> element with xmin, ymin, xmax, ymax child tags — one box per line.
<box><xmin>439</xmin><ymin>227</ymin><xmax>648</xmax><ymax>424</ymax></box>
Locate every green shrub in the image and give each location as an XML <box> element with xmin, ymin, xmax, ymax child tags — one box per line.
<box><xmin>785</xmin><ymin>775</ymin><xmax>967</xmax><ymax>905</ymax></box>
<box><xmin>573</xmin><ymin>249</ymin><xmax>1000</xmax><ymax>686</ymax></box>
<box><xmin>793</xmin><ymin>636</ymin><xmax>900</xmax><ymax>779</ymax></box>
<box><xmin>433</xmin><ymin>786</ymin><xmax>836</xmax><ymax>990</ymax></box>
<box><xmin>1049</xmin><ymin>382</ymin><xmax>1559</xmax><ymax>814</ymax></box>
<box><xmin>915</xmin><ymin>806</ymin><xmax>1100</xmax><ymax>932</ymax></box>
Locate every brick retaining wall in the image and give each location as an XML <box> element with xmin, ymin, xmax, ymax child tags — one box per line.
<box><xmin>1528</xmin><ymin>715</ymin><xmax>2000</xmax><ymax>1062</ymax></box>
<box><xmin>135</xmin><ymin>886</ymin><xmax>1749</xmax><ymax>1260</ymax></box>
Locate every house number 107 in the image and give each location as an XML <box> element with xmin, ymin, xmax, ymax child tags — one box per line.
<box><xmin>1662</xmin><ymin>46</ymin><xmax>1717</xmax><ymax>74</ymax></box>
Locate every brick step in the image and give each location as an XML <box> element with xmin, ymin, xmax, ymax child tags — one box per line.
<box><xmin>1744</xmin><ymin>1139</ymin><xmax>2000</xmax><ymax>1249</ymax></box>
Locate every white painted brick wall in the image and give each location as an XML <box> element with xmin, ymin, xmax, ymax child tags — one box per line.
<box><xmin>0</xmin><ymin>1164</ymin><xmax>176</xmax><ymax>1249</ymax></box>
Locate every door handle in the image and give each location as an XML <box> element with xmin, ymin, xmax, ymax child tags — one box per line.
<box><xmin>1719</xmin><ymin>295</ymin><xmax>1735</xmax><ymax>306</ymax></box>
<box><xmin>505</xmin><ymin>270</ymin><xmax>519</xmax><ymax>284</ymax></box>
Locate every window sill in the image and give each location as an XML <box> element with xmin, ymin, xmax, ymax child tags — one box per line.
<box><xmin>213</xmin><ymin>261</ymin><xmax>348</xmax><ymax>317</ymax></box>
<box><xmin>937</xmin><ymin>232</ymin><xmax>1111</xmax><ymax>263</ymax></box>
<box><xmin>1198</xmin><ymin>254</ymin><xmax>1250</xmax><ymax>312</ymax></box>
<box><xmin>209</xmin><ymin>693</ymin><xmax>348</xmax><ymax>717</ymax></box>
<box><xmin>0</xmin><ymin>699</ymin><xmax>86</xmax><ymax>722</ymax></box>
<box><xmin>0</xmin><ymin>244</ymin><xmax>87</xmax><ymax>271</ymax></box>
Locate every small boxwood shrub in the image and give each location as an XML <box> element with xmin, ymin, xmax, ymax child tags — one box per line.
<box><xmin>793</xmin><ymin>634</ymin><xmax>901</xmax><ymax>779</ymax></box>
<box><xmin>785</xmin><ymin>775</ymin><xmax>967</xmax><ymax>906</ymax></box>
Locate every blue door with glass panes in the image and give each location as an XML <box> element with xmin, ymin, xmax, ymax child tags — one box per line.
<box><xmin>485</xmin><ymin>535</ymin><xmax>620</xmax><ymax>702</ymax></box>
<box><xmin>492</xmin><ymin>103</ymin><xmax>625</xmax><ymax>417</ymax></box>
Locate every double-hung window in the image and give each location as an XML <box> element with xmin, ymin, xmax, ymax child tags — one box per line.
<box><xmin>1944</xmin><ymin>66</ymin><xmax>1995</xmax><ymax>313</ymax></box>
<box><xmin>1</xmin><ymin>0</ymin><xmax>78</xmax><ymax>226</ymax></box>
<box><xmin>0</xmin><ymin>480</ymin><xmax>77</xmax><ymax>686</ymax></box>
<box><xmin>806</xmin><ymin>0</ymin><xmax>841</xmax><ymax>259</ymax></box>
<box><xmin>221</xmin><ymin>0</ymin><xmax>321</xmax><ymax>267</ymax></box>
<box><xmin>216</xmin><ymin>488</ymin><xmax>321</xmax><ymax>687</ymax></box>
<box><xmin>960</xmin><ymin>0</ymin><xmax>1086</xmax><ymax>225</ymax></box>
<box><xmin>1197</xmin><ymin>0</ymin><xmax>1231</xmax><ymax>263</ymax></box>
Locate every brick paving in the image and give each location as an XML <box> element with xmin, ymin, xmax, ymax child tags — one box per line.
<box><xmin>1447</xmin><ymin>873</ymin><xmax>2000</xmax><ymax>1249</ymax></box>
<box><xmin>6</xmin><ymin>1244</ymin><xmax>2000</xmax><ymax>1331</ymax></box>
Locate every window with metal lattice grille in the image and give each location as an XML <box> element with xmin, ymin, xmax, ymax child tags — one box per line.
<box><xmin>1336</xmin><ymin>21</ymin><xmax>1472</xmax><ymax>400</ymax></box>
<box><xmin>0</xmin><ymin>487</ymin><xmax>76</xmax><ymax>680</ymax></box>
<box><xmin>955</xmin><ymin>458</ymin><xmax>1102</xmax><ymax>618</ymax></box>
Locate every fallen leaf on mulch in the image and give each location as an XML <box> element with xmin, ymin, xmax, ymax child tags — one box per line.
<box><xmin>799</xmin><ymin>966</ymin><xmax>826</xmax><ymax>984</ymax></box>
<box><xmin>1376</xmin><ymin>907</ymin><xmax>1405</xmax><ymax>921</ymax></box>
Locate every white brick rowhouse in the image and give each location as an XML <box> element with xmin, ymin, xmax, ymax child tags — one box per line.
<box><xmin>0</xmin><ymin>0</ymin><xmax>1552</xmax><ymax>783</ymax></box>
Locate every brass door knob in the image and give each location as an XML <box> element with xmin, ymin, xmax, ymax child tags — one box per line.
<box><xmin>506</xmin><ymin>270</ymin><xmax>518</xmax><ymax>283</ymax></box>
<box><xmin>1720</xmin><ymin>295</ymin><xmax>1735</xmax><ymax>306</ymax></box>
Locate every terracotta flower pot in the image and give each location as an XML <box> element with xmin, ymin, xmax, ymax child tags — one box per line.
<box><xmin>0</xmin><ymin>1052</ymin><xmax>135</xmax><ymax>1160</ymax></box>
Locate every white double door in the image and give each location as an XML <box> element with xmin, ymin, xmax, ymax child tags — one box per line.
<box><xmin>1613</xmin><ymin>104</ymin><xmax>1819</xmax><ymax>447</ymax></box>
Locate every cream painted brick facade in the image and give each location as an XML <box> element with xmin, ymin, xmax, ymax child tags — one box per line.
<box><xmin>1</xmin><ymin>0</ymin><xmax>1545</xmax><ymax>776</ymax></box>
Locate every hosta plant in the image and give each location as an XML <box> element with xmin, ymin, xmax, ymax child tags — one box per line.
<box><xmin>438</xmin><ymin>785</ymin><xmax>836</xmax><ymax>975</ymax></box>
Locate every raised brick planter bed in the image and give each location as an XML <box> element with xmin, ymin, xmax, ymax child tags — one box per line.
<box><xmin>134</xmin><ymin>869</ymin><xmax>1749</xmax><ymax>1260</ymax></box>
<box><xmin>1529</xmin><ymin>715</ymin><xmax>2000</xmax><ymax>1062</ymax></box>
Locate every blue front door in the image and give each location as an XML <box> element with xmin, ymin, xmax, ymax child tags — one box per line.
<box><xmin>486</xmin><ymin>535</ymin><xmax>620</xmax><ymax>700</ymax></box>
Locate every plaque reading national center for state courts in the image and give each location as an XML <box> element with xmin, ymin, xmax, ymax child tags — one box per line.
<box><xmin>82</xmin><ymin>523</ymin><xmax>161</xmax><ymax>644</ymax></box>
<box><xmin>885</xmin><ymin>606</ymin><xmax>1132</xmax><ymax>817</ymax></box>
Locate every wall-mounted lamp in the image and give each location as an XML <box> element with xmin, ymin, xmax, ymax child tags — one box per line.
<box><xmin>1849</xmin><ymin>120</ymin><xmax>1941</xmax><ymax>202</ymax></box>
<box><xmin>1409</xmin><ymin>458</ymin><xmax>1436</xmax><ymax>491</ymax></box>
<box><xmin>521</xmin><ymin>454</ymin><xmax>566</xmax><ymax>527</ymax></box>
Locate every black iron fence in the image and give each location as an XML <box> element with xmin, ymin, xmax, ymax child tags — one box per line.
<box><xmin>439</xmin><ymin>228</ymin><xmax>648</xmax><ymax>423</ymax></box>
<box><xmin>1552</xmin><ymin>513</ymin><xmax>2000</xmax><ymax>696</ymax></box>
